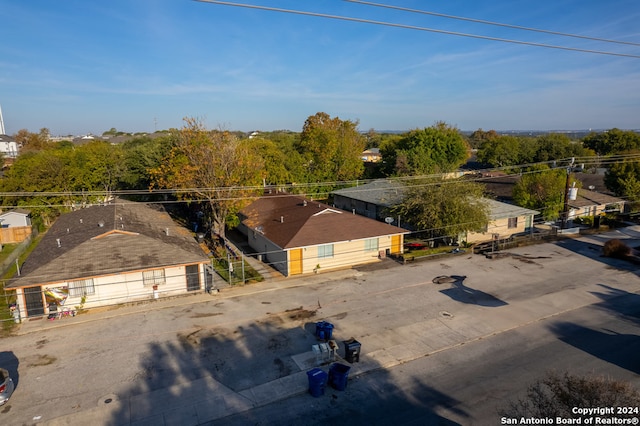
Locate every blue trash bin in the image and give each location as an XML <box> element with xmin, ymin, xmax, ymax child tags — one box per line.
<box><xmin>307</xmin><ymin>368</ymin><xmax>328</xmax><ymax>397</ymax></box>
<box><xmin>328</xmin><ymin>363</ymin><xmax>351</xmax><ymax>391</ymax></box>
<box><xmin>315</xmin><ymin>321</ymin><xmax>325</xmax><ymax>340</ymax></box>
<box><xmin>315</xmin><ymin>321</ymin><xmax>334</xmax><ymax>341</ymax></box>
<box><xmin>323</xmin><ymin>322</ymin><xmax>334</xmax><ymax>340</ymax></box>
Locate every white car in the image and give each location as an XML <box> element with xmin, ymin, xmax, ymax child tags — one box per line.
<box><xmin>0</xmin><ymin>368</ymin><xmax>14</xmax><ymax>406</ymax></box>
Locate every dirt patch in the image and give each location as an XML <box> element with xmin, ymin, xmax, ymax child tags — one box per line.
<box><xmin>36</xmin><ymin>339</ymin><xmax>48</xmax><ymax>349</ymax></box>
<box><xmin>332</xmin><ymin>312</ymin><xmax>348</xmax><ymax>320</ymax></box>
<box><xmin>24</xmin><ymin>354</ymin><xmax>57</xmax><ymax>367</ymax></box>
<box><xmin>284</xmin><ymin>306</ymin><xmax>317</xmax><ymax>321</ymax></box>
<box><xmin>189</xmin><ymin>312</ymin><xmax>223</xmax><ymax>318</ymax></box>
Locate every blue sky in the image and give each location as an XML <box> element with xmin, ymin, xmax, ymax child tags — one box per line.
<box><xmin>1</xmin><ymin>0</ymin><xmax>639</xmax><ymax>135</ymax></box>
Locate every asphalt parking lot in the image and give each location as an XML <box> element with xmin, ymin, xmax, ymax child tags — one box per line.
<box><xmin>2</xmin><ymin>226</ymin><xmax>640</xmax><ymax>425</ymax></box>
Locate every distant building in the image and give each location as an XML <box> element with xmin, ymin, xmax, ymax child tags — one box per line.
<box><xmin>361</xmin><ymin>148</ymin><xmax>381</xmax><ymax>162</ymax></box>
<box><xmin>0</xmin><ymin>134</ymin><xmax>18</xmax><ymax>158</ymax></box>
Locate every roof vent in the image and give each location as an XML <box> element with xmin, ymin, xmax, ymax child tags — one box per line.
<box><xmin>165</xmin><ymin>227</ymin><xmax>169</xmax><ymax>236</ymax></box>
<box><xmin>56</xmin><ymin>238</ymin><xmax>61</xmax><ymax>248</ymax></box>
<box><xmin>280</xmin><ymin>216</ymin><xmax>284</xmax><ymax>223</ymax></box>
<box><xmin>98</xmin><ymin>221</ymin><xmax>104</xmax><ymax>227</ymax></box>
<box><xmin>303</xmin><ymin>200</ymin><xmax>307</xmax><ymax>207</ymax></box>
<box><xmin>80</xmin><ymin>219</ymin><xmax>83</xmax><ymax>224</ymax></box>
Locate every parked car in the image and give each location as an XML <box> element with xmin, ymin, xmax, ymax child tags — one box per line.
<box><xmin>0</xmin><ymin>368</ymin><xmax>14</xmax><ymax>406</ymax></box>
<box><xmin>404</xmin><ymin>242</ymin><xmax>427</xmax><ymax>250</ymax></box>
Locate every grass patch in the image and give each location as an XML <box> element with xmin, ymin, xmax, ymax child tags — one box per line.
<box><xmin>0</xmin><ymin>233</ymin><xmax>45</xmax><ymax>335</ymax></box>
<box><xmin>402</xmin><ymin>245</ymin><xmax>459</xmax><ymax>261</ymax></box>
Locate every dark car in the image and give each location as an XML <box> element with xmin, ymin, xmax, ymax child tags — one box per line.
<box><xmin>404</xmin><ymin>242</ymin><xmax>427</xmax><ymax>250</ymax></box>
<box><xmin>0</xmin><ymin>368</ymin><xmax>14</xmax><ymax>406</ymax></box>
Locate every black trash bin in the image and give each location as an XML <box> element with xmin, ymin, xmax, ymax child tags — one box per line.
<box><xmin>329</xmin><ymin>363</ymin><xmax>351</xmax><ymax>391</ymax></box>
<box><xmin>343</xmin><ymin>338</ymin><xmax>361</xmax><ymax>363</ymax></box>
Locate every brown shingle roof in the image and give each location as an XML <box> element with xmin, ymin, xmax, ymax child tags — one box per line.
<box><xmin>240</xmin><ymin>193</ymin><xmax>407</xmax><ymax>249</ymax></box>
<box><xmin>7</xmin><ymin>200</ymin><xmax>207</xmax><ymax>288</ymax></box>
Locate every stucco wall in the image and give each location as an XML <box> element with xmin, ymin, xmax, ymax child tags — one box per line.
<box><xmin>295</xmin><ymin>236</ymin><xmax>395</xmax><ymax>275</ymax></box>
<box><xmin>15</xmin><ymin>263</ymin><xmax>206</xmax><ymax>319</ymax></box>
<box><xmin>465</xmin><ymin>216</ymin><xmax>532</xmax><ymax>243</ymax></box>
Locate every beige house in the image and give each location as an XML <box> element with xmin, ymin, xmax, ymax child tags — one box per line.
<box><xmin>6</xmin><ymin>201</ymin><xmax>212</xmax><ymax>320</ymax></box>
<box><xmin>332</xmin><ymin>179</ymin><xmax>539</xmax><ymax>244</ymax></box>
<box><xmin>463</xmin><ymin>199</ymin><xmax>539</xmax><ymax>244</ymax></box>
<box><xmin>567</xmin><ymin>188</ymin><xmax>626</xmax><ymax>221</ymax></box>
<box><xmin>238</xmin><ymin>193</ymin><xmax>407</xmax><ymax>277</ymax></box>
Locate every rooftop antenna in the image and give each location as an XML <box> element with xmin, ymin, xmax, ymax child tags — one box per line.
<box><xmin>0</xmin><ymin>104</ymin><xmax>5</xmax><ymax>135</ymax></box>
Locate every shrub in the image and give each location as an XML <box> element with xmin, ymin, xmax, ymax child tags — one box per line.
<box><xmin>602</xmin><ymin>239</ymin><xmax>631</xmax><ymax>258</ymax></box>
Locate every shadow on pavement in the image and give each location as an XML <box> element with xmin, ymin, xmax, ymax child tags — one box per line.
<box><xmin>590</xmin><ymin>284</ymin><xmax>640</xmax><ymax>325</ymax></box>
<box><xmin>438</xmin><ymin>276</ymin><xmax>507</xmax><ymax>307</ymax></box>
<box><xmin>549</xmin><ymin>321</ymin><xmax>640</xmax><ymax>375</ymax></box>
<box><xmin>214</xmin><ymin>376</ymin><xmax>467</xmax><ymax>425</ymax></box>
<box><xmin>110</xmin><ymin>307</ymin><xmax>468</xmax><ymax>425</ymax></box>
<box><xmin>0</xmin><ymin>351</ymin><xmax>19</xmax><ymax>389</ymax></box>
<box><xmin>555</xmin><ymin>238</ymin><xmax>640</xmax><ymax>277</ymax></box>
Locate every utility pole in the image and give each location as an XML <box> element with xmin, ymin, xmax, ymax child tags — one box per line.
<box><xmin>561</xmin><ymin>158</ymin><xmax>575</xmax><ymax>229</ymax></box>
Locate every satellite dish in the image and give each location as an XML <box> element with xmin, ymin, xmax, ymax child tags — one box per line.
<box><xmin>588</xmin><ymin>185</ymin><xmax>595</xmax><ymax>190</ymax></box>
<box><xmin>385</xmin><ymin>217</ymin><xmax>394</xmax><ymax>224</ymax></box>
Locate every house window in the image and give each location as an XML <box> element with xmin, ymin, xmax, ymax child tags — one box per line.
<box><xmin>364</xmin><ymin>238</ymin><xmax>379</xmax><ymax>252</ymax></box>
<box><xmin>143</xmin><ymin>269</ymin><xmax>166</xmax><ymax>286</ymax></box>
<box><xmin>508</xmin><ymin>217</ymin><xmax>518</xmax><ymax>229</ymax></box>
<box><xmin>318</xmin><ymin>244</ymin><xmax>334</xmax><ymax>259</ymax></box>
<box><xmin>69</xmin><ymin>279</ymin><xmax>95</xmax><ymax>297</ymax></box>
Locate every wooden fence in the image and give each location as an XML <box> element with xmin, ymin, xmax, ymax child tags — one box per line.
<box><xmin>0</xmin><ymin>226</ymin><xmax>32</xmax><ymax>244</ymax></box>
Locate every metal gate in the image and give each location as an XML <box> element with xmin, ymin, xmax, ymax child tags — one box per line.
<box><xmin>185</xmin><ymin>265</ymin><xmax>201</xmax><ymax>292</ymax></box>
<box><xmin>24</xmin><ymin>286</ymin><xmax>45</xmax><ymax>317</ymax></box>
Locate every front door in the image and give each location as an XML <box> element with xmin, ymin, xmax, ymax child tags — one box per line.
<box><xmin>186</xmin><ymin>265</ymin><xmax>201</xmax><ymax>291</ymax></box>
<box><xmin>391</xmin><ymin>235</ymin><xmax>402</xmax><ymax>254</ymax></box>
<box><xmin>24</xmin><ymin>286</ymin><xmax>45</xmax><ymax>317</ymax></box>
<box><xmin>289</xmin><ymin>249</ymin><xmax>302</xmax><ymax>276</ymax></box>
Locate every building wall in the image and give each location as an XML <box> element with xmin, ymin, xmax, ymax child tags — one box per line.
<box><xmin>14</xmin><ymin>263</ymin><xmax>206</xmax><ymax>319</ymax></box>
<box><xmin>246</xmin><ymin>229</ymin><xmax>288</xmax><ymax>276</ymax></box>
<box><xmin>292</xmin><ymin>235</ymin><xmax>398</xmax><ymax>275</ymax></box>
<box><xmin>465</xmin><ymin>215</ymin><xmax>532</xmax><ymax>243</ymax></box>
<box><xmin>333</xmin><ymin>195</ymin><xmax>380</xmax><ymax>220</ymax></box>
<box><xmin>0</xmin><ymin>212</ymin><xmax>31</xmax><ymax>228</ymax></box>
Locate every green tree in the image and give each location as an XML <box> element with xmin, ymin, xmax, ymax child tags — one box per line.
<box><xmin>150</xmin><ymin>118</ymin><xmax>265</xmax><ymax>238</ymax></box>
<box><xmin>390</xmin><ymin>178</ymin><xmax>489</xmax><ymax>241</ymax></box>
<box><xmin>380</xmin><ymin>122</ymin><xmax>469</xmax><ymax>176</ymax></box>
<box><xmin>468</xmin><ymin>128</ymin><xmax>499</xmax><ymax>150</ymax></box>
<box><xmin>513</xmin><ymin>167</ymin><xmax>570</xmax><ymax>221</ymax></box>
<box><xmin>73</xmin><ymin>141</ymin><xmax>125</xmax><ymax>196</ymax></box>
<box><xmin>247</xmin><ymin>137</ymin><xmax>292</xmax><ymax>186</ymax></box>
<box><xmin>477</xmin><ymin>135</ymin><xmax>524</xmax><ymax>167</ymax></box>
<box><xmin>583</xmin><ymin>128</ymin><xmax>640</xmax><ymax>155</ymax></box>
<box><xmin>604</xmin><ymin>160</ymin><xmax>640</xmax><ymax>201</ymax></box>
<box><xmin>120</xmin><ymin>135</ymin><xmax>173</xmax><ymax>190</ymax></box>
<box><xmin>533</xmin><ymin>133</ymin><xmax>592</xmax><ymax>163</ymax></box>
<box><xmin>296</xmin><ymin>112</ymin><xmax>365</xmax><ymax>188</ymax></box>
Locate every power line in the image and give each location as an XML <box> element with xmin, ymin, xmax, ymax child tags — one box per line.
<box><xmin>194</xmin><ymin>0</ymin><xmax>640</xmax><ymax>59</ymax></box>
<box><xmin>345</xmin><ymin>0</ymin><xmax>640</xmax><ymax>48</ymax></box>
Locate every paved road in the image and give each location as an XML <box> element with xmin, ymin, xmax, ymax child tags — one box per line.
<box><xmin>1</xmin><ymin>227</ymin><xmax>640</xmax><ymax>425</ymax></box>
<box><xmin>214</xmin><ymin>296</ymin><xmax>640</xmax><ymax>425</ymax></box>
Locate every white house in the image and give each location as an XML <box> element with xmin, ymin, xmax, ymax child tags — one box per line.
<box><xmin>6</xmin><ymin>200</ymin><xmax>212</xmax><ymax>319</ymax></box>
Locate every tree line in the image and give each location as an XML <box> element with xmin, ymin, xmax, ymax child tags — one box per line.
<box><xmin>2</xmin><ymin>113</ymin><xmax>639</xmax><ymax>239</ymax></box>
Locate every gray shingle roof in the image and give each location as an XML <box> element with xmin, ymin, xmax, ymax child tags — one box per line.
<box><xmin>331</xmin><ymin>179</ymin><xmax>406</xmax><ymax>206</ymax></box>
<box><xmin>7</xmin><ymin>200</ymin><xmax>208</xmax><ymax>288</ymax></box>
